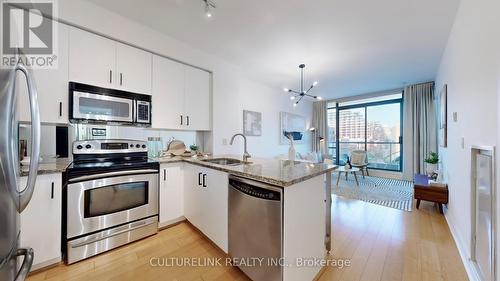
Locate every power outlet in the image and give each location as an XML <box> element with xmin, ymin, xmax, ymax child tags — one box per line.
<box><xmin>222</xmin><ymin>138</ymin><xmax>228</xmax><ymax>145</ymax></box>
<box><xmin>461</xmin><ymin>137</ymin><xmax>465</xmax><ymax>149</ymax></box>
<box><xmin>453</xmin><ymin>112</ymin><xmax>458</xmax><ymax>122</ymax></box>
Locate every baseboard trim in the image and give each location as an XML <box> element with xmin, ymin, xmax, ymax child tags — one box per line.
<box><xmin>444</xmin><ymin>210</ymin><xmax>481</xmax><ymax>281</ymax></box>
<box><xmin>29</xmin><ymin>258</ymin><xmax>62</xmax><ymax>274</ymax></box>
<box><xmin>312</xmin><ymin>253</ymin><xmax>332</xmax><ymax>281</ymax></box>
<box><xmin>367</xmin><ymin>169</ymin><xmax>402</xmax><ymax>180</ymax></box>
<box><xmin>158</xmin><ymin>216</ymin><xmax>186</xmax><ymax>230</ymax></box>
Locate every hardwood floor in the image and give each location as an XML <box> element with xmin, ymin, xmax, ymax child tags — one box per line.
<box><xmin>27</xmin><ymin>196</ymin><xmax>468</xmax><ymax>281</ymax></box>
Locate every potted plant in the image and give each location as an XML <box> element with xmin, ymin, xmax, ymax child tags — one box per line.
<box><xmin>424</xmin><ymin>152</ymin><xmax>439</xmax><ymax>176</ymax></box>
<box><xmin>189</xmin><ymin>144</ymin><xmax>199</xmax><ymax>152</ymax></box>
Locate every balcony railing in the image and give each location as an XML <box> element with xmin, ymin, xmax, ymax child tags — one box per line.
<box><xmin>327</xmin><ymin>141</ymin><xmax>401</xmax><ymax>171</ymax></box>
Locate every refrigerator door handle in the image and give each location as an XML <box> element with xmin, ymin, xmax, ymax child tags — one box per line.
<box><xmin>14</xmin><ymin>247</ymin><xmax>34</xmax><ymax>281</ymax></box>
<box><xmin>13</xmin><ymin>63</ymin><xmax>41</xmax><ymax>213</ymax></box>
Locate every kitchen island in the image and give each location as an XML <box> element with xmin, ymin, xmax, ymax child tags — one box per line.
<box><xmin>158</xmin><ymin>155</ymin><xmax>336</xmax><ymax>281</ymax></box>
<box><xmin>20</xmin><ymin>154</ymin><xmax>336</xmax><ymax>281</ymax></box>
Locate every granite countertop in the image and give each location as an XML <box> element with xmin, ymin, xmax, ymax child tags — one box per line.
<box><xmin>20</xmin><ymin>158</ymin><xmax>72</xmax><ymax>177</ymax></box>
<box><xmin>156</xmin><ymin>155</ymin><xmax>337</xmax><ymax>187</ymax></box>
<box><xmin>20</xmin><ymin>155</ymin><xmax>337</xmax><ymax>187</ymax></box>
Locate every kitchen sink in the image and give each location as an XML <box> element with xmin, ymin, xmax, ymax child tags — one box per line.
<box><xmin>201</xmin><ymin>158</ymin><xmax>246</xmax><ymax>166</ymax></box>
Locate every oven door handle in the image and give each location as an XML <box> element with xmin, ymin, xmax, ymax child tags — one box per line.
<box><xmin>70</xmin><ymin>220</ymin><xmax>157</xmax><ymax>248</ymax></box>
<box><xmin>68</xmin><ymin>169</ymin><xmax>158</xmax><ymax>183</ymax></box>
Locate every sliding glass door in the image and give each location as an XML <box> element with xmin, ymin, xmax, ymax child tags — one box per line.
<box><xmin>365</xmin><ymin>102</ymin><xmax>402</xmax><ymax>171</ymax></box>
<box><xmin>327</xmin><ymin>93</ymin><xmax>403</xmax><ymax>171</ymax></box>
<box><xmin>338</xmin><ymin>107</ymin><xmax>365</xmax><ymax>165</ymax></box>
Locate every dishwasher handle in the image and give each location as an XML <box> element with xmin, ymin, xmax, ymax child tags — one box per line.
<box><xmin>229</xmin><ymin>178</ymin><xmax>281</xmax><ymax>201</ymax></box>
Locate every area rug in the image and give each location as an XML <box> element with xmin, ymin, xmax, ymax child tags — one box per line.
<box><xmin>332</xmin><ymin>174</ymin><xmax>414</xmax><ymax>211</ymax></box>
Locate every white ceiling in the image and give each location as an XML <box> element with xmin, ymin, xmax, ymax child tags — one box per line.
<box><xmin>86</xmin><ymin>0</ymin><xmax>459</xmax><ymax>99</ymax></box>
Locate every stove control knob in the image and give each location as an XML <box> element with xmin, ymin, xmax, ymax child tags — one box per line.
<box><xmin>76</xmin><ymin>145</ymin><xmax>83</xmax><ymax>150</ymax></box>
<box><xmin>142</xmin><ymin>145</ymin><xmax>146</xmax><ymax>149</ymax></box>
<box><xmin>85</xmin><ymin>144</ymin><xmax>92</xmax><ymax>149</ymax></box>
<box><xmin>130</xmin><ymin>144</ymin><xmax>134</xmax><ymax>148</ymax></box>
<box><xmin>136</xmin><ymin>144</ymin><xmax>140</xmax><ymax>148</ymax></box>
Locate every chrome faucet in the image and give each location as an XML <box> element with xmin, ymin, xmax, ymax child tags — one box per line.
<box><xmin>230</xmin><ymin>133</ymin><xmax>251</xmax><ymax>162</ymax></box>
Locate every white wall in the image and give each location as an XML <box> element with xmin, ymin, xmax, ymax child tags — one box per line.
<box><xmin>216</xmin><ymin>77</ymin><xmax>312</xmax><ymax>158</ymax></box>
<box><xmin>435</xmin><ymin>0</ymin><xmax>500</xmax><ymax>278</ymax></box>
<box><xmin>56</xmin><ymin>0</ymin><xmax>312</xmax><ymax>158</ymax></box>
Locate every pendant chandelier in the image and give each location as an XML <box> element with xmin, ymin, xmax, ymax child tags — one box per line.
<box><xmin>202</xmin><ymin>0</ymin><xmax>216</xmax><ymax>18</ymax></box>
<box><xmin>283</xmin><ymin>64</ymin><xmax>321</xmax><ymax>106</ymax></box>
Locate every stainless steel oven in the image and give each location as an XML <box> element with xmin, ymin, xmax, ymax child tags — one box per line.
<box><xmin>69</xmin><ymin>82</ymin><xmax>151</xmax><ymax>126</ymax></box>
<box><xmin>66</xmin><ymin>171</ymin><xmax>158</xmax><ymax>239</ymax></box>
<box><xmin>64</xmin><ymin>139</ymin><xmax>158</xmax><ymax>264</ymax></box>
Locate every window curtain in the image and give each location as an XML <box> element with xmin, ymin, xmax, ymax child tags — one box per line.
<box><xmin>402</xmin><ymin>82</ymin><xmax>437</xmax><ymax>180</ymax></box>
<box><xmin>311</xmin><ymin>100</ymin><xmax>328</xmax><ymax>157</ymax></box>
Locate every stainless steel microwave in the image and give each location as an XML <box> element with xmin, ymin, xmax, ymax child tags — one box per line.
<box><xmin>69</xmin><ymin>82</ymin><xmax>151</xmax><ymax>126</ymax></box>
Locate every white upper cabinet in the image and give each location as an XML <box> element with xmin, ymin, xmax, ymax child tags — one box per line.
<box><xmin>69</xmin><ymin>27</ymin><xmax>115</xmax><ymax>88</ymax></box>
<box><xmin>152</xmin><ymin>55</ymin><xmax>185</xmax><ymax>130</ymax></box>
<box><xmin>69</xmin><ymin>27</ymin><xmax>152</xmax><ymax>94</ymax></box>
<box><xmin>184</xmin><ymin>66</ymin><xmax>210</xmax><ymax>131</ymax></box>
<box><xmin>116</xmin><ymin>43</ymin><xmax>152</xmax><ymax>94</ymax></box>
<box><xmin>17</xmin><ymin>21</ymin><xmax>69</xmax><ymax>124</ymax></box>
<box><xmin>151</xmin><ymin>55</ymin><xmax>211</xmax><ymax>131</ymax></box>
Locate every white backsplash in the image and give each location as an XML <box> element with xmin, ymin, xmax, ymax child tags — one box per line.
<box><xmin>73</xmin><ymin>124</ymin><xmax>206</xmax><ymax>152</ymax></box>
<box><xmin>19</xmin><ymin>124</ymin><xmax>56</xmax><ymax>158</ymax></box>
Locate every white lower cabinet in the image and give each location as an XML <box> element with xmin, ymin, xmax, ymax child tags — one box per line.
<box><xmin>19</xmin><ymin>173</ymin><xmax>62</xmax><ymax>270</ymax></box>
<box><xmin>184</xmin><ymin>164</ymin><xmax>204</xmax><ymax>228</ymax></box>
<box><xmin>184</xmin><ymin>164</ymin><xmax>228</xmax><ymax>252</ymax></box>
<box><xmin>159</xmin><ymin>163</ymin><xmax>185</xmax><ymax>227</ymax></box>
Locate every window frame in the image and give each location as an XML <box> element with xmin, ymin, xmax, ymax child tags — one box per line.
<box><xmin>327</xmin><ymin>93</ymin><xmax>404</xmax><ymax>172</ymax></box>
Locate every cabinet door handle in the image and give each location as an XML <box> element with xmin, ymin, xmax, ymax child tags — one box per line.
<box><xmin>180</xmin><ymin>115</ymin><xmax>183</xmax><ymax>125</ymax></box>
<box><xmin>198</xmin><ymin>172</ymin><xmax>203</xmax><ymax>186</ymax></box>
<box><xmin>186</xmin><ymin>116</ymin><xmax>190</xmax><ymax>126</ymax></box>
<box><xmin>51</xmin><ymin>182</ymin><xmax>54</xmax><ymax>199</ymax></box>
<box><xmin>202</xmin><ymin>174</ymin><xmax>207</xmax><ymax>188</ymax></box>
<box><xmin>109</xmin><ymin>70</ymin><xmax>113</xmax><ymax>84</ymax></box>
<box><xmin>59</xmin><ymin>102</ymin><xmax>62</xmax><ymax>117</ymax></box>
<box><xmin>163</xmin><ymin>169</ymin><xmax>167</xmax><ymax>181</ymax></box>
<box><xmin>120</xmin><ymin>73</ymin><xmax>123</xmax><ymax>86</ymax></box>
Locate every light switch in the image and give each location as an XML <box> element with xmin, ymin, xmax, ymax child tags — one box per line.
<box><xmin>453</xmin><ymin>112</ymin><xmax>458</xmax><ymax>122</ymax></box>
<box><xmin>222</xmin><ymin>138</ymin><xmax>228</xmax><ymax>145</ymax></box>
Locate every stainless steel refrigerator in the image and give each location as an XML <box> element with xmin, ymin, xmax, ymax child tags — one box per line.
<box><xmin>0</xmin><ymin>60</ymin><xmax>41</xmax><ymax>281</ymax></box>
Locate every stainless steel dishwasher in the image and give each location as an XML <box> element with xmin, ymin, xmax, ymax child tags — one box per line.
<box><xmin>228</xmin><ymin>175</ymin><xmax>283</xmax><ymax>281</ymax></box>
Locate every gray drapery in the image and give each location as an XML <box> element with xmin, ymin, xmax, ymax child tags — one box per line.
<box><xmin>402</xmin><ymin>82</ymin><xmax>437</xmax><ymax>180</ymax></box>
<box><xmin>311</xmin><ymin>101</ymin><xmax>328</xmax><ymax>155</ymax></box>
